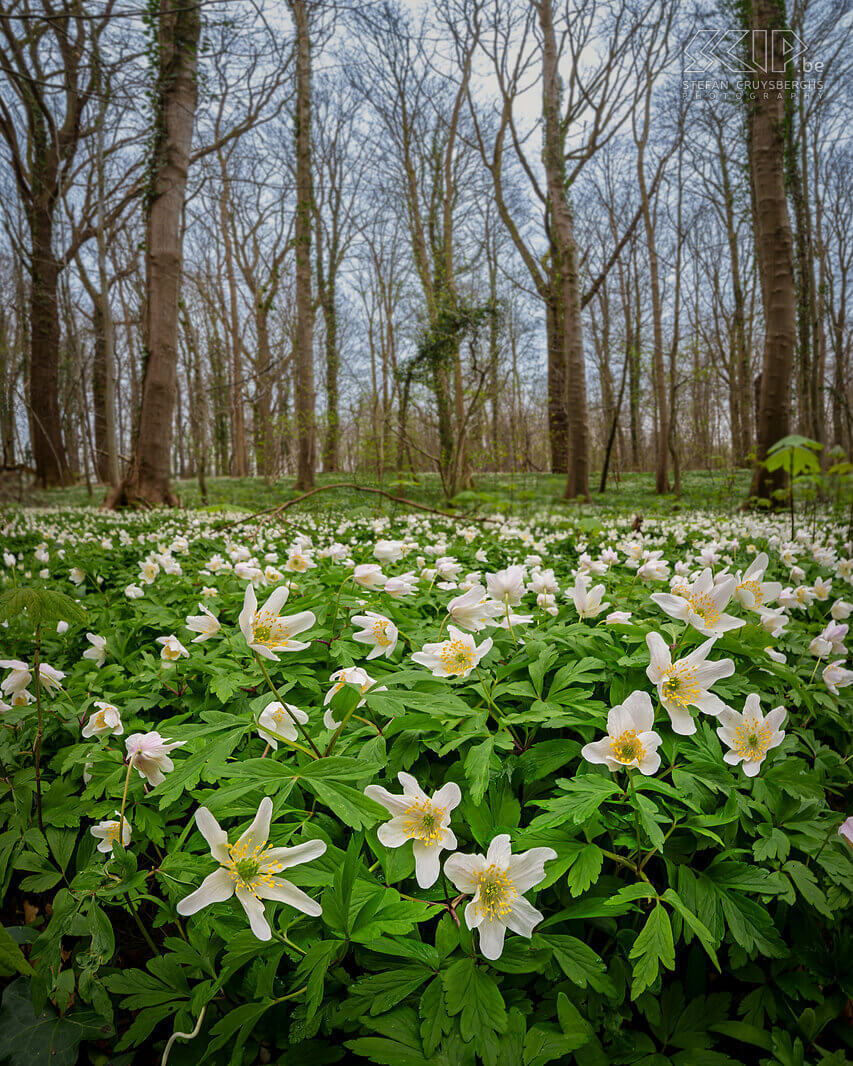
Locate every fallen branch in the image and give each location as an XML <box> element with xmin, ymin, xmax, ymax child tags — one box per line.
<box><xmin>215</xmin><ymin>482</ymin><xmax>500</xmax><ymax>530</ymax></box>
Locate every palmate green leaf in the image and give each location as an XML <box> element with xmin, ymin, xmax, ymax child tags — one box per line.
<box><xmin>555</xmin><ymin>994</ymin><xmax>593</xmax><ymax>1049</ymax></box>
<box><xmin>0</xmin><ymin>587</ymin><xmax>86</xmax><ymax>629</ymax></box>
<box><xmin>442</xmin><ymin>957</ymin><xmax>507</xmax><ymax>1042</ymax></box>
<box><xmin>306</xmin><ymin>778</ymin><xmax>385</xmax><ymax>830</ymax></box>
<box><xmin>629</xmin><ymin>904</ymin><xmax>675</xmax><ymax>999</ymax></box>
<box><xmin>782</xmin><ymin>860</ymin><xmax>833</xmax><ymax>917</ymax></box>
<box><xmin>343</xmin><ymin>1037</ymin><xmax>432</xmax><ymax>1066</ymax></box>
<box><xmin>661</xmin><ymin>888</ymin><xmax>720</xmax><ymax>969</ymax></box>
<box><xmin>349</xmin><ymin>966</ymin><xmax>434</xmax><ymax>1017</ymax></box>
<box><xmin>204</xmin><ymin>1000</ymin><xmax>274</xmax><ymax>1060</ymax></box>
<box><xmin>530</xmin><ymin>775</ymin><xmax>620</xmax><ymax>827</ymax></box>
<box><xmin>153</xmin><ymin>727</ymin><xmax>246</xmax><ymax>809</ymax></box>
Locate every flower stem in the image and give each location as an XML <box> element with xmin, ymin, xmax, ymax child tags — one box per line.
<box><xmin>254</xmin><ymin>653</ymin><xmax>321</xmax><ymax>758</ymax></box>
<box><xmin>118</xmin><ymin>754</ymin><xmax>136</xmax><ymax>841</ymax></box>
<box><xmin>32</xmin><ymin>625</ymin><xmax>44</xmax><ymax>834</ymax></box>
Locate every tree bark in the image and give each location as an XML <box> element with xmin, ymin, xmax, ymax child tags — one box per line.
<box><xmin>746</xmin><ymin>0</ymin><xmax>797</xmax><ymax>503</ymax></box>
<box><xmin>108</xmin><ymin>0</ymin><xmax>201</xmax><ymax>507</ymax></box>
<box><xmin>537</xmin><ymin>0</ymin><xmax>589</xmax><ymax>500</ymax></box>
<box><xmin>290</xmin><ymin>0</ymin><xmax>316</xmax><ymax>490</ymax></box>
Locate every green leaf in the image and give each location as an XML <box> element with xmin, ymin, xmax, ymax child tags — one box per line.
<box><xmin>419</xmin><ymin>977</ymin><xmax>452</xmax><ymax>1058</ymax></box>
<box><xmin>555</xmin><ymin>993</ymin><xmax>593</xmax><ymax>1049</ymax></box>
<box><xmin>306</xmin><ymin>779</ymin><xmax>385</xmax><ymax>830</ymax></box>
<box><xmin>536</xmin><ymin>934</ymin><xmax>613</xmax><ymax>995</ymax></box>
<box><xmin>0</xmin><ymin>925</ymin><xmax>34</xmax><ymax>977</ymax></box>
<box><xmin>565</xmin><ymin>844</ymin><xmax>603</xmax><ymax>898</ymax></box>
<box><xmin>0</xmin><ymin>979</ymin><xmax>111</xmax><ymax>1066</ymax></box>
<box><xmin>0</xmin><ymin>587</ymin><xmax>86</xmax><ymax>628</ymax></box>
<box><xmin>532</xmin><ymin>776</ymin><xmax>619</xmax><ymax>827</ymax></box>
<box><xmin>661</xmin><ymin>888</ymin><xmax>719</xmax><ymax>969</ymax></box>
<box><xmin>629</xmin><ymin>904</ymin><xmax>675</xmax><ymax>999</ymax></box>
<box><xmin>343</xmin><ymin>1038</ymin><xmax>431</xmax><ymax>1066</ymax></box>
<box><xmin>442</xmin><ymin>957</ymin><xmax>507</xmax><ymax>1042</ymax></box>
<box><xmin>783</xmin><ymin>860</ymin><xmax>833</xmax><ymax>918</ymax></box>
<box><xmin>464</xmin><ymin>737</ymin><xmax>494</xmax><ymax>804</ymax></box>
<box><xmin>295</xmin><ymin>940</ymin><xmax>341</xmax><ymax>1019</ymax></box>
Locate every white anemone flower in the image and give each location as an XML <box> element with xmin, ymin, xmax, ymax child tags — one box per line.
<box><xmin>364</xmin><ymin>773</ymin><xmax>461</xmax><ymax>887</ymax></box>
<box><xmin>257</xmin><ymin>701</ymin><xmax>309</xmax><ymax>749</ymax></box>
<box><xmin>176</xmin><ymin>798</ymin><xmax>326</xmax><ymax>941</ymax></box>
<box><xmin>650</xmin><ymin>569</ymin><xmax>744</xmax><ymax>638</ymax></box>
<box><xmin>0</xmin><ymin>660</ymin><xmax>32</xmax><ymax>696</ymax></box>
<box><xmin>646</xmin><ymin>633</ymin><xmax>734</xmax><ymax>735</ymax></box>
<box><xmin>238</xmin><ymin>584</ymin><xmax>315</xmax><ymax>661</ymax></box>
<box><xmin>444</xmin><ymin>835</ymin><xmax>556</xmax><ymax>961</ymax></box>
<box><xmin>374</xmin><ymin>539</ymin><xmax>405</xmax><ymax>563</ymax></box>
<box><xmin>90</xmin><ymin>813</ymin><xmax>132</xmax><ymax>855</ymax></box>
<box><xmin>125</xmin><ymin>731</ymin><xmax>185</xmax><ymax>786</ymax></box>
<box><xmin>732</xmin><ymin>552</ymin><xmax>782</xmax><ymax>611</ymax></box>
<box><xmin>447</xmin><ymin>585</ymin><xmax>503</xmax><ymax>632</ymax></box>
<box><xmin>716</xmin><ymin>695</ymin><xmax>786</xmax><ymax>777</ymax></box>
<box><xmin>82</xmin><ymin>633</ymin><xmax>107</xmax><ymax>668</ymax></box>
<box><xmin>757</xmin><ymin>607</ymin><xmax>789</xmax><ymax>637</ymax></box>
<box><xmin>485</xmin><ymin>566</ymin><xmax>526</xmax><ymax>606</ymax></box>
<box><xmin>581</xmin><ymin>691</ymin><xmax>662</xmax><ymax>775</ymax></box>
<box><xmin>125</xmin><ymin>584</ymin><xmax>144</xmax><ymax>599</ymax></box>
<box><xmin>571</xmin><ymin>574</ymin><xmax>610</xmax><ymax>620</ymax></box>
<box><xmin>823</xmin><ymin>660</ymin><xmax>853</xmax><ymax>695</ymax></box>
<box><xmin>156</xmin><ymin>634</ymin><xmax>189</xmax><ymax>666</ymax></box>
<box><xmin>351</xmin><ymin>611</ymin><xmax>398</xmax><ymax>659</ymax></box>
<box><xmin>82</xmin><ymin>701</ymin><xmax>123</xmax><ymax>738</ymax></box>
<box><xmin>323</xmin><ymin>666</ymin><xmax>384</xmax><ymax>728</ymax></box>
<box><xmin>186</xmin><ymin>603</ymin><xmax>221</xmax><ymax>642</ymax></box>
<box><xmin>353</xmin><ymin>564</ymin><xmax>387</xmax><ymax>590</ymax></box>
<box><xmin>412</xmin><ymin>626</ymin><xmax>493</xmax><ymax>679</ymax></box>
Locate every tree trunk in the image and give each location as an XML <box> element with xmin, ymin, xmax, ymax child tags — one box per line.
<box><xmin>321</xmin><ymin>280</ymin><xmax>339</xmax><ymax>472</ymax></box>
<box><xmin>290</xmin><ymin>0</ymin><xmax>316</xmax><ymax>490</ymax></box>
<box><xmin>746</xmin><ymin>0</ymin><xmax>797</xmax><ymax>504</ymax></box>
<box><xmin>108</xmin><ymin>0</ymin><xmax>200</xmax><ymax>507</ymax></box>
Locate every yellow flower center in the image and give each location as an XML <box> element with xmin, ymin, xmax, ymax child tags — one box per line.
<box><xmin>372</xmin><ymin>619</ymin><xmax>391</xmax><ymax>646</ymax></box>
<box><xmin>224</xmin><ymin>840</ymin><xmax>281</xmax><ymax>897</ymax></box>
<box><xmin>94</xmin><ymin>711</ymin><xmax>106</xmax><ymax>727</ymax></box>
<box><xmin>474</xmin><ymin>864</ymin><xmax>517</xmax><ymax>922</ymax></box>
<box><xmin>252</xmin><ymin>610</ymin><xmax>288</xmax><ymax>647</ymax></box>
<box><xmin>163</xmin><ymin>644</ymin><xmax>181</xmax><ymax>660</ymax></box>
<box><xmin>439</xmin><ymin>639</ymin><xmax>475</xmax><ymax>675</ymax></box>
<box><xmin>686</xmin><ymin>592</ymin><xmax>720</xmax><ymax>628</ymax></box>
<box><xmin>403</xmin><ymin>798</ymin><xmax>447</xmax><ymax>846</ymax></box>
<box><xmin>662</xmin><ymin>664</ymin><xmax>701</xmax><ymax>706</ymax></box>
<box><xmin>609</xmin><ymin>728</ymin><xmax>645</xmax><ymax>764</ymax></box>
<box><xmin>104</xmin><ymin>823</ymin><xmax>120</xmax><ymax>843</ymax></box>
<box><xmin>737</xmin><ymin>579</ymin><xmax>762</xmax><ymax>606</ymax></box>
<box><xmin>290</xmin><ymin>555</ymin><xmax>308</xmax><ymax>571</ymax></box>
<box><xmin>732</xmin><ymin>716</ymin><xmax>773</xmax><ymax>760</ymax></box>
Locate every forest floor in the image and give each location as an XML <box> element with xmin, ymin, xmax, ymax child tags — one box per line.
<box><xmin>7</xmin><ymin>468</ymin><xmax>755</xmax><ymax>517</ymax></box>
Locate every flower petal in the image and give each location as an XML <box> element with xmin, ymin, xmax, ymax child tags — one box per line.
<box><xmin>477</xmin><ymin>919</ymin><xmax>507</xmax><ymax>960</ymax></box>
<box><xmin>509</xmin><ymin>847</ymin><xmax>557</xmax><ymax>893</ymax></box>
<box><xmin>412</xmin><ymin>840</ymin><xmax>442</xmax><ymax>888</ymax></box>
<box><xmin>195</xmin><ymin>807</ymin><xmax>230</xmax><ymax>864</ymax></box>
<box><xmin>254</xmin><ymin>876</ymin><xmax>322</xmax><ymax>916</ymax></box>
<box><xmin>235</xmin><ymin>797</ymin><xmax>273</xmax><ymax>852</ymax></box>
<box><xmin>176</xmin><ymin>867</ymin><xmax>234</xmax><ymax>916</ymax></box>
<box><xmin>235</xmin><ymin>885</ymin><xmax>271</xmax><ymax>940</ymax></box>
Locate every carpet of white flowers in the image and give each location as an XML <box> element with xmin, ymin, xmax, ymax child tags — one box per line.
<box><xmin>0</xmin><ymin>505</ymin><xmax>851</xmax><ymax>1066</ymax></box>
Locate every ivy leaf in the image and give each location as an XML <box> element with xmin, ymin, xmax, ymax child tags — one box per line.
<box><xmin>629</xmin><ymin>904</ymin><xmax>675</xmax><ymax>999</ymax></box>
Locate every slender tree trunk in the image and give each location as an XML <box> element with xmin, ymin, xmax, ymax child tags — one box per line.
<box><xmin>321</xmin><ymin>280</ymin><xmax>339</xmax><ymax>472</ymax></box>
<box><xmin>108</xmin><ymin>0</ymin><xmax>201</xmax><ymax>507</ymax></box>
<box><xmin>290</xmin><ymin>0</ymin><xmax>316</xmax><ymax>490</ymax></box>
<box><xmin>746</xmin><ymin>0</ymin><xmax>797</xmax><ymax>503</ymax></box>
<box><xmin>538</xmin><ymin>0</ymin><xmax>589</xmax><ymax>499</ymax></box>
<box><xmin>219</xmin><ymin>173</ymin><xmax>249</xmax><ymax>477</ymax></box>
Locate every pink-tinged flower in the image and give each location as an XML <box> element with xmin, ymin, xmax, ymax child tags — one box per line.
<box><xmin>822</xmin><ymin>660</ymin><xmax>853</xmax><ymax>695</ymax></box>
<box><xmin>716</xmin><ymin>694</ymin><xmax>786</xmax><ymax>777</ymax></box>
<box><xmin>125</xmin><ymin>732</ymin><xmax>185</xmax><ymax>786</ymax></box>
<box><xmin>176</xmin><ymin>798</ymin><xmax>326</xmax><ymax>940</ymax></box>
<box><xmin>646</xmin><ymin>633</ymin><xmax>734</xmax><ymax>735</ymax></box>
<box><xmin>447</xmin><ymin>585</ymin><xmax>503</xmax><ymax>632</ymax></box>
<box><xmin>606</xmin><ymin>611</ymin><xmax>633</xmax><ymax>624</ymax></box>
<box><xmin>444</xmin><ymin>835</ymin><xmax>556</xmax><ymax>960</ymax></box>
<box><xmin>82</xmin><ymin>701</ymin><xmax>123</xmax><ymax>738</ymax></box>
<box><xmin>364</xmin><ymin>773</ymin><xmax>461</xmax><ymax>888</ymax></box>
<box><xmin>581</xmin><ymin>690</ymin><xmax>662</xmax><ymax>775</ymax></box>
<box><xmin>838</xmin><ymin>817</ymin><xmax>853</xmax><ymax>848</ymax></box>
<box><xmin>185</xmin><ymin>604</ymin><xmax>221</xmax><ymax>642</ymax></box>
